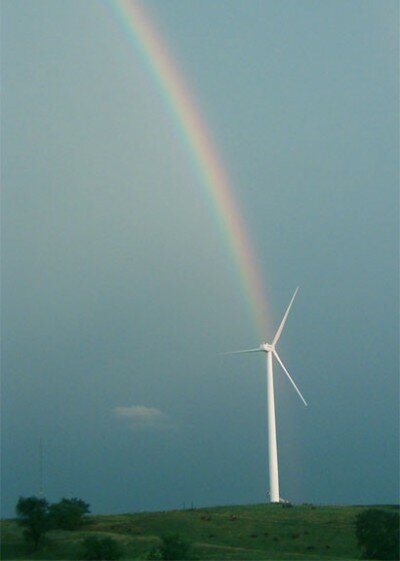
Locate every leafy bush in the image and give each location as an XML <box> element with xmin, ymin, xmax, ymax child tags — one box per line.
<box><xmin>16</xmin><ymin>496</ymin><xmax>50</xmax><ymax>550</ymax></box>
<box><xmin>355</xmin><ymin>508</ymin><xmax>399</xmax><ymax>560</ymax></box>
<box><xmin>49</xmin><ymin>497</ymin><xmax>90</xmax><ymax>530</ymax></box>
<box><xmin>81</xmin><ymin>536</ymin><xmax>123</xmax><ymax>560</ymax></box>
<box><xmin>148</xmin><ymin>534</ymin><xmax>193</xmax><ymax>560</ymax></box>
<box><xmin>146</xmin><ymin>545</ymin><xmax>163</xmax><ymax>560</ymax></box>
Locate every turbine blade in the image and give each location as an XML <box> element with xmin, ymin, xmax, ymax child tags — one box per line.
<box><xmin>221</xmin><ymin>348</ymin><xmax>262</xmax><ymax>355</ymax></box>
<box><xmin>272</xmin><ymin>287</ymin><xmax>299</xmax><ymax>346</ymax></box>
<box><xmin>273</xmin><ymin>350</ymin><xmax>308</xmax><ymax>406</ymax></box>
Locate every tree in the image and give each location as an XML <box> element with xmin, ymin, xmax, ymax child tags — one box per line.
<box><xmin>49</xmin><ymin>497</ymin><xmax>90</xmax><ymax>530</ymax></box>
<box><xmin>355</xmin><ymin>508</ymin><xmax>399</xmax><ymax>560</ymax></box>
<box><xmin>16</xmin><ymin>496</ymin><xmax>50</xmax><ymax>550</ymax></box>
<box><xmin>81</xmin><ymin>536</ymin><xmax>123</xmax><ymax>560</ymax></box>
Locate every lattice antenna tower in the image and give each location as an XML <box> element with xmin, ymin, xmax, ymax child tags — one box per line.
<box><xmin>38</xmin><ymin>437</ymin><xmax>44</xmax><ymax>498</ymax></box>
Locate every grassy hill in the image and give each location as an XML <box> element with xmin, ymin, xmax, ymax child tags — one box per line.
<box><xmin>0</xmin><ymin>503</ymin><xmax>391</xmax><ymax>560</ymax></box>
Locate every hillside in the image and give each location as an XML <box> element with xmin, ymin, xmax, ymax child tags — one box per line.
<box><xmin>0</xmin><ymin>503</ymin><xmax>388</xmax><ymax>560</ymax></box>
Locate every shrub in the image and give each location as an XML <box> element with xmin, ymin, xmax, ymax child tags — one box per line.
<box><xmin>355</xmin><ymin>508</ymin><xmax>399</xmax><ymax>560</ymax></box>
<box><xmin>81</xmin><ymin>536</ymin><xmax>123</xmax><ymax>560</ymax></box>
<box><xmin>148</xmin><ymin>534</ymin><xmax>193</xmax><ymax>560</ymax></box>
<box><xmin>161</xmin><ymin>534</ymin><xmax>192</xmax><ymax>560</ymax></box>
<box><xmin>146</xmin><ymin>545</ymin><xmax>163</xmax><ymax>560</ymax></box>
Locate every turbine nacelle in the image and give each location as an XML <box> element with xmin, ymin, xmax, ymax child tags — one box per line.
<box><xmin>260</xmin><ymin>343</ymin><xmax>274</xmax><ymax>352</ymax></box>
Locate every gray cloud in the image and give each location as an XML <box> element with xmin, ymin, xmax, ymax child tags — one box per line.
<box><xmin>113</xmin><ymin>405</ymin><xmax>176</xmax><ymax>431</ymax></box>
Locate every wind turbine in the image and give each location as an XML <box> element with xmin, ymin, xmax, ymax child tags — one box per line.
<box><xmin>225</xmin><ymin>287</ymin><xmax>307</xmax><ymax>503</ymax></box>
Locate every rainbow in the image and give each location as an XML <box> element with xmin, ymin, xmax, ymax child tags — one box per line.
<box><xmin>105</xmin><ymin>0</ymin><xmax>269</xmax><ymax>338</ymax></box>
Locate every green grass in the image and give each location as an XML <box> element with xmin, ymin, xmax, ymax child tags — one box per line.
<box><xmin>0</xmin><ymin>503</ymin><xmax>392</xmax><ymax>560</ymax></box>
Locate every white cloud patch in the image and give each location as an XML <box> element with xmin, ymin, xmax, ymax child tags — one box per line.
<box><xmin>113</xmin><ymin>405</ymin><xmax>176</xmax><ymax>431</ymax></box>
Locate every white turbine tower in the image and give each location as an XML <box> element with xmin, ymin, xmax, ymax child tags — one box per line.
<box><xmin>226</xmin><ymin>287</ymin><xmax>307</xmax><ymax>503</ymax></box>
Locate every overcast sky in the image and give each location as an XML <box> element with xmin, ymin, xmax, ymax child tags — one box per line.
<box><xmin>1</xmin><ymin>0</ymin><xmax>398</xmax><ymax>517</ymax></box>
